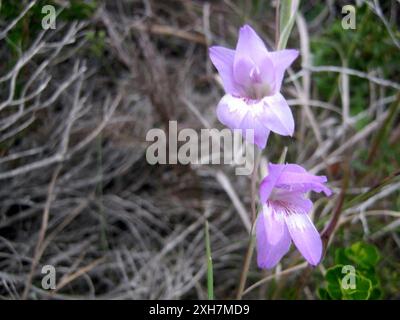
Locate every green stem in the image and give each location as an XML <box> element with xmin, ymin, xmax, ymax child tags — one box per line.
<box><xmin>205</xmin><ymin>220</ymin><xmax>214</xmax><ymax>300</ymax></box>
<box><xmin>236</xmin><ymin>150</ymin><xmax>261</xmax><ymax>299</ymax></box>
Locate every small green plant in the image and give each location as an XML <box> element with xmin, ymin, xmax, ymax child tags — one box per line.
<box><xmin>319</xmin><ymin>242</ymin><xmax>382</xmax><ymax>300</ymax></box>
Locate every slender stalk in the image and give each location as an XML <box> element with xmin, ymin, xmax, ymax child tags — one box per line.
<box><xmin>275</xmin><ymin>0</ymin><xmax>281</xmax><ymax>49</ymax></box>
<box><xmin>205</xmin><ymin>220</ymin><xmax>214</xmax><ymax>300</ymax></box>
<box><xmin>236</xmin><ymin>149</ymin><xmax>260</xmax><ymax>299</ymax></box>
<box><xmin>236</xmin><ymin>228</ymin><xmax>256</xmax><ymax>300</ymax></box>
<box><xmin>250</xmin><ymin>151</ymin><xmax>261</xmax><ymax>222</ymax></box>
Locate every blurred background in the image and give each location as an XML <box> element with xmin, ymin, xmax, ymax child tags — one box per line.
<box><xmin>0</xmin><ymin>0</ymin><xmax>399</xmax><ymax>299</ymax></box>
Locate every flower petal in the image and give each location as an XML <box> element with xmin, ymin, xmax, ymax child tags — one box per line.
<box><xmin>216</xmin><ymin>94</ymin><xmax>271</xmax><ymax>149</ymax></box>
<box><xmin>233</xmin><ymin>55</ymin><xmax>276</xmax><ymax>99</ymax></box>
<box><xmin>233</xmin><ymin>57</ymin><xmax>254</xmax><ymax>88</ymax></box>
<box><xmin>267</xmin><ymin>49</ymin><xmax>299</xmax><ymax>93</ymax></box>
<box><xmin>256</xmin><ymin>204</ymin><xmax>291</xmax><ymax>269</ymax></box>
<box><xmin>259</xmin><ymin>163</ymin><xmax>285</xmax><ymax>203</ymax></box>
<box><xmin>209</xmin><ymin>46</ymin><xmax>243</xmax><ymax>95</ymax></box>
<box><xmin>284</xmin><ymin>212</ymin><xmax>322</xmax><ymax>266</ymax></box>
<box><xmin>258</xmin><ymin>56</ymin><xmax>276</xmax><ymax>89</ymax></box>
<box><xmin>260</xmin><ymin>93</ymin><xmax>295</xmax><ymax>136</ymax></box>
<box><xmin>234</xmin><ymin>25</ymin><xmax>268</xmax><ymax>67</ymax></box>
<box><xmin>276</xmin><ymin>164</ymin><xmax>332</xmax><ymax>196</ymax></box>
<box><xmin>273</xmin><ymin>191</ymin><xmax>314</xmax><ymax>213</ymax></box>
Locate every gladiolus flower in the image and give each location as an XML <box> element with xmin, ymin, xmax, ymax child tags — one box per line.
<box><xmin>256</xmin><ymin>163</ymin><xmax>332</xmax><ymax>269</ymax></box>
<box><xmin>209</xmin><ymin>25</ymin><xmax>299</xmax><ymax>149</ymax></box>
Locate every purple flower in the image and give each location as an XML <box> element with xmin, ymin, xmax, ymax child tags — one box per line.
<box><xmin>256</xmin><ymin>163</ymin><xmax>332</xmax><ymax>269</ymax></box>
<box><xmin>209</xmin><ymin>25</ymin><xmax>299</xmax><ymax>149</ymax></box>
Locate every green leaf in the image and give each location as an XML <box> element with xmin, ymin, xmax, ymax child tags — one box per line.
<box><xmin>277</xmin><ymin>0</ymin><xmax>300</xmax><ymax>50</ymax></box>
<box><xmin>343</xmin><ymin>273</ymin><xmax>372</xmax><ymax>300</ymax></box>
<box><xmin>325</xmin><ymin>265</ymin><xmax>373</xmax><ymax>300</ymax></box>
<box><xmin>335</xmin><ymin>242</ymin><xmax>380</xmax><ymax>269</ymax></box>
<box><xmin>363</xmin><ymin>267</ymin><xmax>379</xmax><ymax>287</ymax></box>
<box><xmin>325</xmin><ymin>265</ymin><xmax>345</xmax><ymax>299</ymax></box>
<box><xmin>330</xmin><ymin>243</ymin><xmax>382</xmax><ymax>299</ymax></box>
<box><xmin>335</xmin><ymin>248</ymin><xmax>353</xmax><ymax>265</ymax></box>
<box><xmin>345</xmin><ymin>242</ymin><xmax>380</xmax><ymax>268</ymax></box>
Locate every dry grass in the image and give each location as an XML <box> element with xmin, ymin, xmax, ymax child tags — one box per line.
<box><xmin>0</xmin><ymin>0</ymin><xmax>399</xmax><ymax>299</ymax></box>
